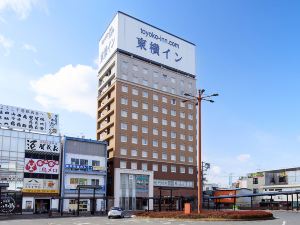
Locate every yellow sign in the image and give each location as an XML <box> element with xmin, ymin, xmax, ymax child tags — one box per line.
<box><xmin>22</xmin><ymin>189</ymin><xmax>59</xmax><ymax>194</ymax></box>
<box><xmin>93</xmin><ymin>166</ymin><xmax>105</xmax><ymax>171</ymax></box>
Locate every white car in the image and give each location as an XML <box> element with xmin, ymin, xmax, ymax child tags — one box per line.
<box><xmin>108</xmin><ymin>207</ymin><xmax>124</xmax><ymax>219</ymax></box>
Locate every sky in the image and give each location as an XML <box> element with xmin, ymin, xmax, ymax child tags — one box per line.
<box><xmin>1</xmin><ymin>0</ymin><xmax>300</xmax><ymax>186</ymax></box>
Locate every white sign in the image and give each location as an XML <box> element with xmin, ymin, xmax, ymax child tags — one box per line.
<box><xmin>99</xmin><ymin>12</ymin><xmax>196</xmax><ymax>75</ymax></box>
<box><xmin>26</xmin><ymin>139</ymin><xmax>60</xmax><ymax>153</ymax></box>
<box><xmin>24</xmin><ymin>158</ymin><xmax>59</xmax><ymax>174</ymax></box>
<box><xmin>23</xmin><ymin>178</ymin><xmax>59</xmax><ymax>193</ymax></box>
<box><xmin>0</xmin><ymin>104</ymin><xmax>59</xmax><ymax>135</ymax></box>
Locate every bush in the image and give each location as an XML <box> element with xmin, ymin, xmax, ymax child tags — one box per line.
<box><xmin>136</xmin><ymin>210</ymin><xmax>273</xmax><ymax>220</ymax></box>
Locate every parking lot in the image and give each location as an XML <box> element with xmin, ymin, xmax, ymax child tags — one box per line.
<box><xmin>0</xmin><ymin>211</ymin><xmax>299</xmax><ymax>225</ymax></box>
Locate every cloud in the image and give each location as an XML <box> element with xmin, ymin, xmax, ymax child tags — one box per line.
<box><xmin>30</xmin><ymin>64</ymin><xmax>98</xmax><ymax>118</ymax></box>
<box><xmin>236</xmin><ymin>154</ymin><xmax>251</xmax><ymax>162</ymax></box>
<box><xmin>23</xmin><ymin>43</ymin><xmax>37</xmax><ymax>53</ymax></box>
<box><xmin>0</xmin><ymin>0</ymin><xmax>47</xmax><ymax>20</ymax></box>
<box><xmin>0</xmin><ymin>34</ymin><xmax>13</xmax><ymax>55</ymax></box>
<box><xmin>211</xmin><ymin>166</ymin><xmax>221</xmax><ymax>175</ymax></box>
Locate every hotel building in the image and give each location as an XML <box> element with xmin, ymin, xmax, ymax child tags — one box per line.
<box><xmin>97</xmin><ymin>12</ymin><xmax>197</xmax><ymax>210</ymax></box>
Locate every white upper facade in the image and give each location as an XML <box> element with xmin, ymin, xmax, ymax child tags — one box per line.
<box><xmin>99</xmin><ymin>12</ymin><xmax>196</xmax><ymax>76</ymax></box>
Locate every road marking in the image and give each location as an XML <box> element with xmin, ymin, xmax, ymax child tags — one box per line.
<box><xmin>282</xmin><ymin>221</ymin><xmax>286</xmax><ymax>225</ymax></box>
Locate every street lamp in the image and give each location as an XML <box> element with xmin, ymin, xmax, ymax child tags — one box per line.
<box><xmin>183</xmin><ymin>89</ymin><xmax>218</xmax><ymax>213</ymax></box>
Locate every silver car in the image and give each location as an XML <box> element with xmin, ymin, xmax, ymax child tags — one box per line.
<box><xmin>108</xmin><ymin>207</ymin><xmax>124</xmax><ymax>219</ymax></box>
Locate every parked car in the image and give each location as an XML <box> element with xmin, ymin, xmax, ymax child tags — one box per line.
<box><xmin>108</xmin><ymin>207</ymin><xmax>124</xmax><ymax>219</ymax></box>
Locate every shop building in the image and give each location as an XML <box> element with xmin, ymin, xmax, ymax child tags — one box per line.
<box><xmin>97</xmin><ymin>12</ymin><xmax>197</xmax><ymax>210</ymax></box>
<box><xmin>0</xmin><ymin>104</ymin><xmax>60</xmax><ymax>214</ymax></box>
<box><xmin>61</xmin><ymin>137</ymin><xmax>107</xmax><ymax>213</ymax></box>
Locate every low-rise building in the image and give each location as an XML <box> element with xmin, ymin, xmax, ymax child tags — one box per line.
<box><xmin>60</xmin><ymin>137</ymin><xmax>107</xmax><ymax>213</ymax></box>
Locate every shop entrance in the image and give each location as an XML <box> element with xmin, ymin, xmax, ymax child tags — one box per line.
<box><xmin>35</xmin><ymin>199</ymin><xmax>50</xmax><ymax>214</ymax></box>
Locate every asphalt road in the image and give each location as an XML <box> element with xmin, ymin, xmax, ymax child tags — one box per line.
<box><xmin>0</xmin><ymin>211</ymin><xmax>299</xmax><ymax>225</ymax></box>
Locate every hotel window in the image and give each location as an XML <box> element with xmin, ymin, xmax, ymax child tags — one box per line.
<box><xmin>142</xmin><ymin>103</ymin><xmax>148</xmax><ymax>110</ymax></box>
<box><xmin>180</xmin><ymin>123</ymin><xmax>185</xmax><ymax>129</ymax></box>
<box><xmin>163</xmin><ymin>74</ymin><xmax>167</xmax><ymax>80</ymax></box>
<box><xmin>162</xmin><ymin>119</ymin><xmax>167</xmax><ymax>126</ymax></box>
<box><xmin>162</xmin><ymin>130</ymin><xmax>167</xmax><ymax>137</ymax></box>
<box><xmin>171</xmin><ymin>154</ymin><xmax>176</xmax><ymax>161</ymax></box>
<box><xmin>162</xmin><ymin>152</ymin><xmax>167</xmax><ymax>160</ymax></box>
<box><xmin>142</xmin><ymin>163</ymin><xmax>148</xmax><ymax>171</ymax></box>
<box><xmin>142</xmin><ymin>115</ymin><xmax>148</xmax><ymax>121</ymax></box>
<box><xmin>142</xmin><ymin>151</ymin><xmax>148</xmax><ymax>158</ymax></box>
<box><xmin>180</xmin><ymin>102</ymin><xmax>185</xmax><ymax>108</ymax></box>
<box><xmin>121</xmin><ymin>98</ymin><xmax>128</xmax><ymax>105</ymax></box>
<box><xmin>171</xmin><ymin>165</ymin><xmax>176</xmax><ymax>173</ymax></box>
<box><xmin>153</xmin><ymin>83</ymin><xmax>158</xmax><ymax>89</ymax></box>
<box><xmin>121</xmin><ymin>85</ymin><xmax>128</xmax><ymax>93</ymax></box>
<box><xmin>188</xmin><ymin>157</ymin><xmax>193</xmax><ymax>163</ymax></box>
<box><xmin>171</xmin><ymin>88</ymin><xmax>175</xmax><ymax>94</ymax></box>
<box><xmin>162</xmin><ymin>86</ymin><xmax>167</xmax><ymax>92</ymax></box>
<box><xmin>162</xmin><ymin>165</ymin><xmax>168</xmax><ymax>172</ymax></box>
<box><xmin>180</xmin><ymin>134</ymin><xmax>185</xmax><ymax>140</ymax></box>
<box><xmin>120</xmin><ymin>148</ymin><xmax>127</xmax><ymax>156</ymax></box>
<box><xmin>131</xmin><ymin>149</ymin><xmax>137</xmax><ymax>157</ymax></box>
<box><xmin>131</xmin><ymin>162</ymin><xmax>137</xmax><ymax>170</ymax></box>
<box><xmin>171</xmin><ymin>121</ymin><xmax>176</xmax><ymax>127</ymax></box>
<box><xmin>180</xmin><ymin>112</ymin><xmax>185</xmax><ymax>118</ymax></box>
<box><xmin>171</xmin><ymin>77</ymin><xmax>176</xmax><ymax>83</ymax></box>
<box><xmin>188</xmin><ymin>125</ymin><xmax>193</xmax><ymax>130</ymax></box>
<box><xmin>153</xmin><ymin>128</ymin><xmax>158</xmax><ymax>135</ymax></box>
<box><xmin>121</xmin><ymin>136</ymin><xmax>127</xmax><ymax>142</ymax></box>
<box><xmin>153</xmin><ymin>164</ymin><xmax>158</xmax><ymax>171</ymax></box>
<box><xmin>171</xmin><ymin>99</ymin><xmax>176</xmax><ymax>105</ymax></box>
<box><xmin>132</xmin><ymin>100</ymin><xmax>138</xmax><ymax>108</ymax></box>
<box><xmin>188</xmin><ymin>82</ymin><xmax>192</xmax><ymax>89</ymax></box>
<box><xmin>162</xmin><ymin>108</ymin><xmax>167</xmax><ymax>114</ymax></box>
<box><xmin>142</xmin><ymin>91</ymin><xmax>148</xmax><ymax>98</ymax></box>
<box><xmin>120</xmin><ymin>161</ymin><xmax>127</xmax><ymax>169</ymax></box>
<box><xmin>142</xmin><ymin>79</ymin><xmax>148</xmax><ymax>86</ymax></box>
<box><xmin>132</xmin><ymin>137</ymin><xmax>138</xmax><ymax>144</ymax></box>
<box><xmin>121</xmin><ymin>61</ymin><xmax>128</xmax><ymax>70</ymax></box>
<box><xmin>132</xmin><ymin>113</ymin><xmax>138</xmax><ymax>120</ymax></box>
<box><xmin>91</xmin><ymin>179</ymin><xmax>100</xmax><ymax>186</ymax></box>
<box><xmin>121</xmin><ymin>110</ymin><xmax>127</xmax><ymax>117</ymax></box>
<box><xmin>121</xmin><ymin>123</ymin><xmax>127</xmax><ymax>130</ymax></box>
<box><xmin>133</xmin><ymin>76</ymin><xmax>138</xmax><ymax>83</ymax></box>
<box><xmin>142</xmin><ymin>127</ymin><xmax>148</xmax><ymax>133</ymax></box>
<box><xmin>153</xmin><ymin>71</ymin><xmax>159</xmax><ymax>78</ymax></box>
<box><xmin>171</xmin><ymin>143</ymin><xmax>176</xmax><ymax>149</ymax></box>
<box><xmin>171</xmin><ymin>110</ymin><xmax>176</xmax><ymax>116</ymax></box>
<box><xmin>180</xmin><ymin>155</ymin><xmax>185</xmax><ymax>162</ymax></box>
<box><xmin>188</xmin><ymin>146</ymin><xmax>193</xmax><ymax>152</ymax></box>
<box><xmin>188</xmin><ymin>167</ymin><xmax>194</xmax><ymax>174</ymax></box>
<box><xmin>133</xmin><ymin>65</ymin><xmax>138</xmax><ymax>71</ymax></box>
<box><xmin>162</xmin><ymin>96</ymin><xmax>167</xmax><ymax>103</ymax></box>
<box><xmin>132</xmin><ymin>125</ymin><xmax>138</xmax><ymax>132</ymax></box>
<box><xmin>188</xmin><ymin>103</ymin><xmax>193</xmax><ymax>110</ymax></box>
<box><xmin>153</xmin><ymin>94</ymin><xmax>158</xmax><ymax>100</ymax></box>
<box><xmin>153</xmin><ymin>105</ymin><xmax>158</xmax><ymax>112</ymax></box>
<box><xmin>153</xmin><ymin>152</ymin><xmax>158</xmax><ymax>159</ymax></box>
<box><xmin>162</xmin><ymin>141</ymin><xmax>167</xmax><ymax>148</ymax></box>
<box><xmin>153</xmin><ymin>140</ymin><xmax>158</xmax><ymax>147</ymax></box>
<box><xmin>143</xmin><ymin>68</ymin><xmax>148</xmax><ymax>74</ymax></box>
<box><xmin>188</xmin><ymin>114</ymin><xmax>193</xmax><ymax>120</ymax></box>
<box><xmin>171</xmin><ymin>132</ymin><xmax>176</xmax><ymax>138</ymax></box>
<box><xmin>132</xmin><ymin>88</ymin><xmax>139</xmax><ymax>95</ymax></box>
<box><xmin>180</xmin><ymin>166</ymin><xmax>186</xmax><ymax>174</ymax></box>
<box><xmin>180</xmin><ymin>145</ymin><xmax>185</xmax><ymax>151</ymax></box>
<box><xmin>180</xmin><ymin>80</ymin><xmax>184</xmax><ymax>86</ymax></box>
<box><xmin>188</xmin><ymin>135</ymin><xmax>193</xmax><ymax>141</ymax></box>
<box><xmin>142</xmin><ymin>138</ymin><xmax>148</xmax><ymax>145</ymax></box>
<box><xmin>153</xmin><ymin>117</ymin><xmax>158</xmax><ymax>123</ymax></box>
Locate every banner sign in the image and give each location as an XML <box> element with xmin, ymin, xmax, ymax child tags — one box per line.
<box><xmin>22</xmin><ymin>178</ymin><xmax>59</xmax><ymax>193</ymax></box>
<box><xmin>248</xmin><ymin>172</ymin><xmax>264</xmax><ymax>178</ymax></box>
<box><xmin>26</xmin><ymin>139</ymin><xmax>60</xmax><ymax>153</ymax></box>
<box><xmin>65</xmin><ymin>164</ymin><xmax>106</xmax><ymax>172</ymax></box>
<box><xmin>136</xmin><ymin>175</ymin><xmax>149</xmax><ymax>193</ymax></box>
<box><xmin>24</xmin><ymin>158</ymin><xmax>59</xmax><ymax>174</ymax></box>
<box><xmin>0</xmin><ymin>104</ymin><xmax>59</xmax><ymax>135</ymax></box>
<box><xmin>0</xmin><ymin>174</ymin><xmax>23</xmax><ymax>182</ymax></box>
<box><xmin>99</xmin><ymin>12</ymin><xmax>196</xmax><ymax>75</ymax></box>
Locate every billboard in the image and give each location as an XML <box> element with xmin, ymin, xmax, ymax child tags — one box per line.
<box><xmin>24</xmin><ymin>158</ymin><xmax>59</xmax><ymax>174</ymax></box>
<box><xmin>99</xmin><ymin>12</ymin><xmax>196</xmax><ymax>75</ymax></box>
<box><xmin>0</xmin><ymin>104</ymin><xmax>59</xmax><ymax>135</ymax></box>
<box><xmin>26</xmin><ymin>139</ymin><xmax>60</xmax><ymax>153</ymax></box>
<box><xmin>22</xmin><ymin>178</ymin><xmax>59</xmax><ymax>193</ymax></box>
